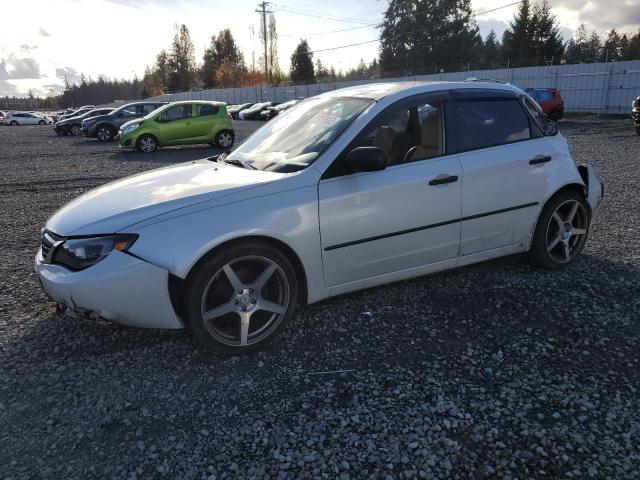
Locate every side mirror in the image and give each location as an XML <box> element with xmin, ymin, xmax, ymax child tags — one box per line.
<box><xmin>542</xmin><ymin>119</ymin><xmax>559</xmax><ymax>136</ymax></box>
<box><xmin>345</xmin><ymin>147</ymin><xmax>387</xmax><ymax>173</ymax></box>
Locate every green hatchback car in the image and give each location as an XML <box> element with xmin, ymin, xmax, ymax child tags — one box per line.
<box><xmin>118</xmin><ymin>101</ymin><xmax>234</xmax><ymax>153</ymax></box>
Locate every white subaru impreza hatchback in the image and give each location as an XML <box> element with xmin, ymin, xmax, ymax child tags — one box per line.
<box><xmin>36</xmin><ymin>81</ymin><xmax>603</xmax><ymax>352</ymax></box>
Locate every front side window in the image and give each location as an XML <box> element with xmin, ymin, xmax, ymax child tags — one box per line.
<box><xmin>142</xmin><ymin>104</ymin><xmax>159</xmax><ymax>114</ymax></box>
<box><xmin>227</xmin><ymin>96</ymin><xmax>372</xmax><ymax>172</ymax></box>
<box><xmin>452</xmin><ymin>98</ymin><xmax>530</xmax><ymax>152</ymax></box>
<box><xmin>196</xmin><ymin>104</ymin><xmax>219</xmax><ymax>116</ymax></box>
<box><xmin>159</xmin><ymin>104</ymin><xmax>192</xmax><ymax>122</ymax></box>
<box><xmin>120</xmin><ymin>105</ymin><xmax>139</xmax><ymax>117</ymax></box>
<box><xmin>348</xmin><ymin>99</ymin><xmax>444</xmax><ymax>167</ymax></box>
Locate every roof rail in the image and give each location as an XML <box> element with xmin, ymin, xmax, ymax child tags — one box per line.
<box><xmin>464</xmin><ymin>77</ymin><xmax>509</xmax><ymax>85</ymax></box>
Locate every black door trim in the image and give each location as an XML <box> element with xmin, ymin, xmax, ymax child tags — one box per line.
<box><xmin>323</xmin><ymin>202</ymin><xmax>539</xmax><ymax>251</ymax></box>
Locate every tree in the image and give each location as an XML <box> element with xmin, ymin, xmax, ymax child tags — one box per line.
<box><xmin>565</xmin><ymin>23</ymin><xmax>588</xmax><ymax>63</ymax></box>
<box><xmin>379</xmin><ymin>0</ymin><xmax>481</xmax><ymax>74</ymax></box>
<box><xmin>601</xmin><ymin>29</ymin><xmax>621</xmax><ymax>62</ymax></box>
<box><xmin>266</xmin><ymin>14</ymin><xmax>284</xmax><ymax>84</ymax></box>
<box><xmin>315</xmin><ymin>58</ymin><xmax>329</xmax><ymax>82</ymax></box>
<box><xmin>502</xmin><ymin>0</ymin><xmax>532</xmax><ymax>66</ymax></box>
<box><xmin>168</xmin><ymin>24</ymin><xmax>198</xmax><ymax>92</ymax></box>
<box><xmin>531</xmin><ymin>0</ymin><xmax>564</xmax><ymax>64</ymax></box>
<box><xmin>482</xmin><ymin>30</ymin><xmax>501</xmax><ymax>68</ymax></box>
<box><xmin>290</xmin><ymin>39</ymin><xmax>315</xmax><ymax>84</ymax></box>
<box><xmin>201</xmin><ymin>29</ymin><xmax>245</xmax><ymax>89</ymax></box>
<box><xmin>585</xmin><ymin>31</ymin><xmax>602</xmax><ymax>63</ymax></box>
<box><xmin>623</xmin><ymin>30</ymin><xmax>640</xmax><ymax>60</ymax></box>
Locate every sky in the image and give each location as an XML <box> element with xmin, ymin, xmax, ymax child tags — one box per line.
<box><xmin>1</xmin><ymin>0</ymin><xmax>639</xmax><ymax>97</ymax></box>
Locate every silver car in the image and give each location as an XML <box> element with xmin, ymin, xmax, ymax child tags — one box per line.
<box><xmin>35</xmin><ymin>81</ymin><xmax>603</xmax><ymax>352</ymax></box>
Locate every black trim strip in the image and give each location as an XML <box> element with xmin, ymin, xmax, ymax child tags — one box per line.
<box><xmin>324</xmin><ymin>202</ymin><xmax>539</xmax><ymax>251</ymax></box>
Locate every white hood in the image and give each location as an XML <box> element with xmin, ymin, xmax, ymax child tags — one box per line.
<box><xmin>47</xmin><ymin>159</ymin><xmax>285</xmax><ymax>236</ymax></box>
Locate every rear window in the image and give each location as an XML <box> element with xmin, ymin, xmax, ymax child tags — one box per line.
<box><xmin>452</xmin><ymin>98</ymin><xmax>531</xmax><ymax>152</ymax></box>
<box><xmin>530</xmin><ymin>90</ymin><xmax>554</xmax><ymax>102</ymax></box>
<box><xmin>196</xmin><ymin>104</ymin><xmax>220</xmax><ymax>116</ymax></box>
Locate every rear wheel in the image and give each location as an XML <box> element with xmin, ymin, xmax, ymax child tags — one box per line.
<box><xmin>9</xmin><ymin>121</ymin><xmax>18</xmax><ymax>126</ymax></box>
<box><xmin>529</xmin><ymin>191</ymin><xmax>589</xmax><ymax>270</ymax></box>
<box><xmin>183</xmin><ymin>241</ymin><xmax>298</xmax><ymax>353</ymax></box>
<box><xmin>216</xmin><ymin>130</ymin><xmax>234</xmax><ymax>148</ymax></box>
<box><xmin>38</xmin><ymin>120</ymin><xmax>46</xmax><ymax>125</ymax></box>
<box><xmin>635</xmin><ymin>125</ymin><xmax>640</xmax><ymax>136</ymax></box>
<box><xmin>136</xmin><ymin>134</ymin><xmax>158</xmax><ymax>153</ymax></box>
<box><xmin>70</xmin><ymin>124</ymin><xmax>82</xmax><ymax>136</ymax></box>
<box><xmin>97</xmin><ymin>125</ymin><xmax>114</xmax><ymax>141</ymax></box>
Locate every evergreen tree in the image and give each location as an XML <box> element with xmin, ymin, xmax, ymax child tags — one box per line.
<box><xmin>502</xmin><ymin>0</ymin><xmax>532</xmax><ymax>66</ymax></box>
<box><xmin>531</xmin><ymin>0</ymin><xmax>564</xmax><ymax>64</ymax></box>
<box><xmin>379</xmin><ymin>0</ymin><xmax>480</xmax><ymax>74</ymax></box>
<box><xmin>290</xmin><ymin>39</ymin><xmax>315</xmax><ymax>84</ymax></box>
<box><xmin>624</xmin><ymin>30</ymin><xmax>640</xmax><ymax>60</ymax></box>
<box><xmin>565</xmin><ymin>23</ymin><xmax>588</xmax><ymax>63</ymax></box>
<box><xmin>266</xmin><ymin>14</ymin><xmax>284</xmax><ymax>84</ymax></box>
<box><xmin>601</xmin><ymin>29</ymin><xmax>621</xmax><ymax>62</ymax></box>
<box><xmin>168</xmin><ymin>24</ymin><xmax>198</xmax><ymax>92</ymax></box>
<box><xmin>482</xmin><ymin>30</ymin><xmax>501</xmax><ymax>68</ymax></box>
<box><xmin>201</xmin><ymin>29</ymin><xmax>244</xmax><ymax>89</ymax></box>
<box><xmin>585</xmin><ymin>31</ymin><xmax>602</xmax><ymax>63</ymax></box>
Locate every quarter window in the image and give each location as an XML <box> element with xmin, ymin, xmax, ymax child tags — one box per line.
<box><xmin>196</xmin><ymin>104</ymin><xmax>219</xmax><ymax>116</ymax></box>
<box><xmin>452</xmin><ymin>98</ymin><xmax>530</xmax><ymax>152</ymax></box>
<box><xmin>142</xmin><ymin>104</ymin><xmax>158</xmax><ymax>115</ymax></box>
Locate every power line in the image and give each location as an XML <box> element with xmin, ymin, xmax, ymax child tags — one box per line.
<box><xmin>270</xmin><ymin>2</ymin><xmax>379</xmax><ymax>26</ymax></box>
<box><xmin>300</xmin><ymin>0</ymin><xmax>524</xmax><ymax>55</ymax></box>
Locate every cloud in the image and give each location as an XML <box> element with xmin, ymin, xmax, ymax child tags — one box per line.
<box><xmin>38</xmin><ymin>27</ymin><xmax>51</xmax><ymax>37</ymax></box>
<box><xmin>553</xmin><ymin>0</ymin><xmax>640</xmax><ymax>34</ymax></box>
<box><xmin>477</xmin><ymin>19</ymin><xmax>509</xmax><ymax>40</ymax></box>
<box><xmin>20</xmin><ymin>45</ymin><xmax>38</xmax><ymax>53</ymax></box>
<box><xmin>0</xmin><ymin>54</ymin><xmax>43</xmax><ymax>79</ymax></box>
<box><xmin>55</xmin><ymin>66</ymin><xmax>82</xmax><ymax>84</ymax></box>
<box><xmin>0</xmin><ymin>81</ymin><xmax>20</xmax><ymax>97</ymax></box>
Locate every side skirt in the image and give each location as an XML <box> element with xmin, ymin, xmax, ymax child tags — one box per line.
<box><xmin>326</xmin><ymin>243</ymin><xmax>527</xmax><ymax>298</ymax></box>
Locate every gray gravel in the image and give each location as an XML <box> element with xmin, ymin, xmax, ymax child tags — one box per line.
<box><xmin>1</xmin><ymin>117</ymin><xmax>639</xmax><ymax>479</ymax></box>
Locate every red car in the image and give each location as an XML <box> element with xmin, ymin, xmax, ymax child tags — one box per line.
<box><xmin>525</xmin><ymin>88</ymin><xmax>564</xmax><ymax>121</ymax></box>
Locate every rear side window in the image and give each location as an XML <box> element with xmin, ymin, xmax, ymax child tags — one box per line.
<box><xmin>142</xmin><ymin>104</ymin><xmax>159</xmax><ymax>115</ymax></box>
<box><xmin>452</xmin><ymin>98</ymin><xmax>530</xmax><ymax>152</ymax></box>
<box><xmin>196</xmin><ymin>104</ymin><xmax>219</xmax><ymax>116</ymax></box>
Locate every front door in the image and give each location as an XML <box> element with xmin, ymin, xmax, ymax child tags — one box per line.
<box><xmin>156</xmin><ymin>104</ymin><xmax>194</xmax><ymax>144</ymax></box>
<box><xmin>319</xmin><ymin>96</ymin><xmax>462</xmax><ymax>287</ymax></box>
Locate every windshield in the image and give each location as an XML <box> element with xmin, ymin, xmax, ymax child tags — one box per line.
<box><xmin>228</xmin><ymin>96</ymin><xmax>372</xmax><ymax>172</ymax></box>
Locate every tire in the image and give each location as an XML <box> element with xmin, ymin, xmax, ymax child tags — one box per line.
<box><xmin>39</xmin><ymin>120</ymin><xmax>46</xmax><ymax>125</ymax></box>
<box><xmin>216</xmin><ymin>130</ymin><xmax>235</xmax><ymax>148</ymax></box>
<box><xmin>136</xmin><ymin>134</ymin><xmax>158</xmax><ymax>153</ymax></box>
<box><xmin>635</xmin><ymin>125</ymin><xmax>640</xmax><ymax>136</ymax></box>
<box><xmin>70</xmin><ymin>124</ymin><xmax>82</xmax><ymax>136</ymax></box>
<box><xmin>96</xmin><ymin>125</ymin><xmax>115</xmax><ymax>142</ymax></box>
<box><xmin>182</xmin><ymin>240</ymin><xmax>298</xmax><ymax>353</ymax></box>
<box><xmin>10</xmin><ymin>121</ymin><xmax>18</xmax><ymax>126</ymax></box>
<box><xmin>529</xmin><ymin>190</ymin><xmax>590</xmax><ymax>270</ymax></box>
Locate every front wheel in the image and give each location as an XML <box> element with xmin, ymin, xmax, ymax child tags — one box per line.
<box><xmin>70</xmin><ymin>124</ymin><xmax>82</xmax><ymax>136</ymax></box>
<box><xmin>183</xmin><ymin>241</ymin><xmax>298</xmax><ymax>353</ymax></box>
<box><xmin>9</xmin><ymin>121</ymin><xmax>18</xmax><ymax>126</ymax></box>
<box><xmin>96</xmin><ymin>125</ymin><xmax>114</xmax><ymax>141</ymax></box>
<box><xmin>529</xmin><ymin>191</ymin><xmax>590</xmax><ymax>270</ymax></box>
<box><xmin>136</xmin><ymin>134</ymin><xmax>158</xmax><ymax>153</ymax></box>
<box><xmin>39</xmin><ymin>120</ymin><xmax>46</xmax><ymax>125</ymax></box>
<box><xmin>635</xmin><ymin>124</ymin><xmax>640</xmax><ymax>136</ymax></box>
<box><xmin>216</xmin><ymin>130</ymin><xmax>234</xmax><ymax>148</ymax></box>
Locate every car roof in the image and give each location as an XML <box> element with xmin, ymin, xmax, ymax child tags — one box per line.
<box><xmin>164</xmin><ymin>100</ymin><xmax>226</xmax><ymax>106</ymax></box>
<box><xmin>322</xmin><ymin>80</ymin><xmax>523</xmax><ymax>100</ymax></box>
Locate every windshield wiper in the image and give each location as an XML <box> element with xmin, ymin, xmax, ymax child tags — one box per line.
<box><xmin>219</xmin><ymin>155</ymin><xmax>256</xmax><ymax>170</ymax></box>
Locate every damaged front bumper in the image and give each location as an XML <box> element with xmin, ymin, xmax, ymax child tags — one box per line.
<box><xmin>35</xmin><ymin>249</ymin><xmax>184</xmax><ymax>329</ymax></box>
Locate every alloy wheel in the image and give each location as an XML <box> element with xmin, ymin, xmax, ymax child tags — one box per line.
<box><xmin>545</xmin><ymin>199</ymin><xmax>588</xmax><ymax>263</ymax></box>
<box><xmin>138</xmin><ymin>136</ymin><xmax>157</xmax><ymax>153</ymax></box>
<box><xmin>200</xmin><ymin>256</ymin><xmax>290</xmax><ymax>347</ymax></box>
<box><xmin>97</xmin><ymin>127</ymin><xmax>112</xmax><ymax>141</ymax></box>
<box><xmin>218</xmin><ymin>132</ymin><xmax>233</xmax><ymax>148</ymax></box>
<box><xmin>71</xmin><ymin>124</ymin><xmax>81</xmax><ymax>136</ymax></box>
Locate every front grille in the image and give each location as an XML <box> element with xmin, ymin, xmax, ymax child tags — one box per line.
<box><xmin>41</xmin><ymin>230</ymin><xmax>63</xmax><ymax>263</ymax></box>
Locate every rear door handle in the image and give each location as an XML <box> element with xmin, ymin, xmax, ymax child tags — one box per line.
<box><xmin>428</xmin><ymin>174</ymin><xmax>459</xmax><ymax>186</ymax></box>
<box><xmin>529</xmin><ymin>155</ymin><xmax>552</xmax><ymax>165</ymax></box>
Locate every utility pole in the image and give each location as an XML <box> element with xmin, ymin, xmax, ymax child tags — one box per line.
<box><xmin>255</xmin><ymin>2</ymin><xmax>273</xmax><ymax>84</ymax></box>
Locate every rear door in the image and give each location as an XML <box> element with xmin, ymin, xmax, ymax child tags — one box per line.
<box><xmin>450</xmin><ymin>90</ymin><xmax>553</xmax><ymax>255</ymax></box>
<box><xmin>318</xmin><ymin>94</ymin><xmax>462</xmax><ymax>287</ymax></box>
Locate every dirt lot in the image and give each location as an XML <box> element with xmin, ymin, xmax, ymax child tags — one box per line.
<box><xmin>1</xmin><ymin>118</ymin><xmax>639</xmax><ymax>479</ymax></box>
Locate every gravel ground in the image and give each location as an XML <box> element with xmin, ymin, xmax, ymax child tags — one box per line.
<box><xmin>1</xmin><ymin>118</ymin><xmax>639</xmax><ymax>479</ymax></box>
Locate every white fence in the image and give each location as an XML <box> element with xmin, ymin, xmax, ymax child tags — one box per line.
<box><xmin>150</xmin><ymin>60</ymin><xmax>640</xmax><ymax>115</ymax></box>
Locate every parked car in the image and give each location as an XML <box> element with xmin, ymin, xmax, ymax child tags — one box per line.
<box><xmin>0</xmin><ymin>111</ymin><xmax>5</xmax><ymax>124</ymax></box>
<box><xmin>57</xmin><ymin>105</ymin><xmax>96</xmax><ymax>122</ymax></box>
<box><xmin>632</xmin><ymin>96</ymin><xmax>640</xmax><ymax>135</ymax></box>
<box><xmin>118</xmin><ymin>101</ymin><xmax>234</xmax><ymax>153</ymax></box>
<box><xmin>239</xmin><ymin>102</ymin><xmax>278</xmax><ymax>120</ymax></box>
<box><xmin>54</xmin><ymin>108</ymin><xmax>114</xmax><ymax>136</ymax></box>
<box><xmin>259</xmin><ymin>99</ymin><xmax>300</xmax><ymax>121</ymax></box>
<box><xmin>525</xmin><ymin>88</ymin><xmax>564</xmax><ymax>120</ymax></box>
<box><xmin>5</xmin><ymin>112</ymin><xmax>53</xmax><ymax>125</ymax></box>
<box><xmin>227</xmin><ymin>103</ymin><xmax>253</xmax><ymax>120</ymax></box>
<box><xmin>35</xmin><ymin>81</ymin><xmax>603</xmax><ymax>353</ymax></box>
<box><xmin>81</xmin><ymin>101</ymin><xmax>166</xmax><ymax>141</ymax></box>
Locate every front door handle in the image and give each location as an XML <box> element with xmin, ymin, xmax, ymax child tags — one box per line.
<box><xmin>529</xmin><ymin>155</ymin><xmax>552</xmax><ymax>165</ymax></box>
<box><xmin>428</xmin><ymin>174</ymin><xmax>459</xmax><ymax>186</ymax></box>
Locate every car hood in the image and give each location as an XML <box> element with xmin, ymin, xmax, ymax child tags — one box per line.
<box><xmin>46</xmin><ymin>159</ymin><xmax>285</xmax><ymax>236</ymax></box>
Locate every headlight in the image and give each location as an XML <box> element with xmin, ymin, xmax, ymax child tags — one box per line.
<box><xmin>52</xmin><ymin>234</ymin><xmax>138</xmax><ymax>271</ymax></box>
<box><xmin>122</xmin><ymin>123</ymin><xmax>140</xmax><ymax>134</ymax></box>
